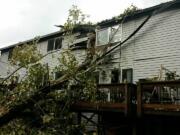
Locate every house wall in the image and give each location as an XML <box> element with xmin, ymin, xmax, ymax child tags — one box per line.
<box><xmin>133</xmin><ymin>8</ymin><xmax>180</xmax><ymax>82</ymax></box>
<box><xmin>1</xmin><ymin>8</ymin><xmax>180</xmax><ymax>83</ymax></box>
<box><xmin>104</xmin><ymin>8</ymin><xmax>180</xmax><ymax>83</ymax></box>
<box><xmin>0</xmin><ymin>34</ymin><xmax>87</xmax><ymax>79</ymax></box>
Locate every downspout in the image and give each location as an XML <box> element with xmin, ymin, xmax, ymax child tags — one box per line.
<box><xmin>119</xmin><ymin>21</ymin><xmax>123</xmax><ymax>83</ymax></box>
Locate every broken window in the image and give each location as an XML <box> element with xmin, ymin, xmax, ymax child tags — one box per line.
<box><xmin>110</xmin><ymin>25</ymin><xmax>121</xmax><ymax>43</ymax></box>
<box><xmin>96</xmin><ymin>28</ymin><xmax>110</xmax><ymax>46</ymax></box>
<box><xmin>70</xmin><ymin>41</ymin><xmax>87</xmax><ymax>50</ymax></box>
<box><xmin>47</xmin><ymin>37</ymin><xmax>62</xmax><ymax>52</ymax></box>
<box><xmin>96</xmin><ymin>25</ymin><xmax>122</xmax><ymax>46</ymax></box>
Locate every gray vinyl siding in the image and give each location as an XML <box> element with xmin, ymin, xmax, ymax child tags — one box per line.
<box><xmin>37</xmin><ymin>40</ymin><xmax>60</xmax><ymax>71</ymax></box>
<box><xmin>36</xmin><ymin>36</ymin><xmax>87</xmax><ymax>73</ymax></box>
<box><xmin>133</xmin><ymin>8</ymin><xmax>180</xmax><ymax>82</ymax></box>
<box><xmin>0</xmin><ymin>51</ymin><xmax>11</xmax><ymax>78</ymax></box>
<box><xmin>0</xmin><ymin>51</ymin><xmax>26</xmax><ymax>79</ymax></box>
<box><xmin>103</xmin><ymin>8</ymin><xmax>180</xmax><ymax>83</ymax></box>
<box><xmin>0</xmin><ymin>35</ymin><xmax>87</xmax><ymax>79</ymax></box>
<box><xmin>1</xmin><ymin>8</ymin><xmax>180</xmax><ymax>83</ymax></box>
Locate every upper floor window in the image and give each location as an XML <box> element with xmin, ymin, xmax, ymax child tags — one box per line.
<box><xmin>47</xmin><ymin>37</ymin><xmax>62</xmax><ymax>52</ymax></box>
<box><xmin>110</xmin><ymin>25</ymin><xmax>121</xmax><ymax>43</ymax></box>
<box><xmin>96</xmin><ymin>28</ymin><xmax>110</xmax><ymax>46</ymax></box>
<box><xmin>8</xmin><ymin>49</ymin><xmax>13</xmax><ymax>60</ymax></box>
<box><xmin>96</xmin><ymin>25</ymin><xmax>121</xmax><ymax>46</ymax></box>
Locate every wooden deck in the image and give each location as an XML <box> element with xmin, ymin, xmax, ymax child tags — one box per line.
<box><xmin>137</xmin><ymin>80</ymin><xmax>180</xmax><ymax>116</ymax></box>
<box><xmin>71</xmin><ymin>101</ymin><xmax>126</xmax><ymax>112</ymax></box>
<box><xmin>71</xmin><ymin>80</ymin><xmax>180</xmax><ymax>117</ymax></box>
<box><xmin>71</xmin><ymin>83</ymin><xmax>136</xmax><ymax>116</ymax></box>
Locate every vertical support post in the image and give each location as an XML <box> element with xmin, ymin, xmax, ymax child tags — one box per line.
<box><xmin>137</xmin><ymin>82</ymin><xmax>142</xmax><ymax>117</ymax></box>
<box><xmin>77</xmin><ymin>112</ymin><xmax>81</xmax><ymax>125</ymax></box>
<box><xmin>132</xmin><ymin>123</ymin><xmax>137</xmax><ymax>135</ymax></box>
<box><xmin>97</xmin><ymin>113</ymin><xmax>101</xmax><ymax>135</ymax></box>
<box><xmin>125</xmin><ymin>83</ymin><xmax>130</xmax><ymax>116</ymax></box>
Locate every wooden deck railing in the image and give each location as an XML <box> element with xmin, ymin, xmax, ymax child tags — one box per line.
<box><xmin>137</xmin><ymin>80</ymin><xmax>180</xmax><ymax>116</ymax></box>
<box><xmin>71</xmin><ymin>83</ymin><xmax>136</xmax><ymax>116</ymax></box>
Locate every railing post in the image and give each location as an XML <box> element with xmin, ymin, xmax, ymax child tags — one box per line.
<box><xmin>137</xmin><ymin>82</ymin><xmax>142</xmax><ymax>117</ymax></box>
<box><xmin>125</xmin><ymin>83</ymin><xmax>130</xmax><ymax>116</ymax></box>
<box><xmin>77</xmin><ymin>112</ymin><xmax>81</xmax><ymax>125</ymax></box>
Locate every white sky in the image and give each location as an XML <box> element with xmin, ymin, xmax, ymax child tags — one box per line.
<box><xmin>0</xmin><ymin>0</ymin><xmax>170</xmax><ymax>48</ymax></box>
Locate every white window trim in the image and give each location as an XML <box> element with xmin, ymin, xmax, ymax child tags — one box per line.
<box><xmin>96</xmin><ymin>25</ymin><xmax>122</xmax><ymax>46</ymax></box>
<box><xmin>47</xmin><ymin>37</ymin><xmax>62</xmax><ymax>52</ymax></box>
<box><xmin>110</xmin><ymin>25</ymin><xmax>122</xmax><ymax>43</ymax></box>
<box><xmin>121</xmin><ymin>67</ymin><xmax>133</xmax><ymax>83</ymax></box>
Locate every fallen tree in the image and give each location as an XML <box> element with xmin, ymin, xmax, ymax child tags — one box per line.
<box><xmin>0</xmin><ymin>2</ymin><xmax>175</xmax><ymax>134</ymax></box>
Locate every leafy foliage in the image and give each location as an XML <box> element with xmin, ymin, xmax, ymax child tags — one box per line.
<box><xmin>0</xmin><ymin>41</ymin><xmax>98</xmax><ymax>134</ymax></box>
<box><xmin>117</xmin><ymin>4</ymin><xmax>138</xmax><ymax>19</ymax></box>
<box><xmin>99</xmin><ymin>5</ymin><xmax>138</xmax><ymax>24</ymax></box>
<box><xmin>63</xmin><ymin>5</ymin><xmax>90</xmax><ymax>32</ymax></box>
<box><xmin>10</xmin><ymin>41</ymin><xmax>41</xmax><ymax>68</ymax></box>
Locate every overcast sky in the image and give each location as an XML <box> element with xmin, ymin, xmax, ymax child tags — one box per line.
<box><xmin>0</xmin><ymin>0</ymin><xmax>170</xmax><ymax>48</ymax></box>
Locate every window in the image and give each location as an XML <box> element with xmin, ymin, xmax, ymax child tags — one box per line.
<box><xmin>96</xmin><ymin>25</ymin><xmax>121</xmax><ymax>46</ymax></box>
<box><xmin>96</xmin><ymin>28</ymin><xmax>110</xmax><ymax>46</ymax></box>
<box><xmin>110</xmin><ymin>25</ymin><xmax>121</xmax><ymax>43</ymax></box>
<box><xmin>8</xmin><ymin>49</ymin><xmax>13</xmax><ymax>60</ymax></box>
<box><xmin>111</xmin><ymin>69</ymin><xmax>120</xmax><ymax>83</ymax></box>
<box><xmin>47</xmin><ymin>37</ymin><xmax>62</xmax><ymax>52</ymax></box>
<box><xmin>122</xmin><ymin>68</ymin><xmax>133</xmax><ymax>83</ymax></box>
<box><xmin>54</xmin><ymin>72</ymin><xmax>62</xmax><ymax>80</ymax></box>
<box><xmin>99</xmin><ymin>70</ymin><xmax>111</xmax><ymax>84</ymax></box>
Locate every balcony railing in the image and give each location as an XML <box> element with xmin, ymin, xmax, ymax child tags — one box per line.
<box><xmin>137</xmin><ymin>80</ymin><xmax>180</xmax><ymax>116</ymax></box>
<box><xmin>71</xmin><ymin>83</ymin><xmax>136</xmax><ymax>116</ymax></box>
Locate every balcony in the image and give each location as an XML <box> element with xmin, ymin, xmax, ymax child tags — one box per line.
<box><xmin>71</xmin><ymin>83</ymin><xmax>136</xmax><ymax>116</ymax></box>
<box><xmin>137</xmin><ymin>80</ymin><xmax>180</xmax><ymax>116</ymax></box>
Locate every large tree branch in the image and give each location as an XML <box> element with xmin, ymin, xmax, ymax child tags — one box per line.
<box><xmin>0</xmin><ymin>61</ymin><xmax>88</xmax><ymax>127</ymax></box>
<box><xmin>0</xmin><ymin>1</ymin><xmax>175</xmax><ymax>127</ymax></box>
